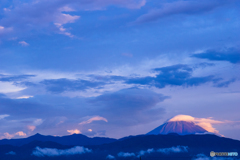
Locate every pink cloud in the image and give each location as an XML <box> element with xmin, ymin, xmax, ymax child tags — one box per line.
<box><xmin>67</xmin><ymin>129</ymin><xmax>81</xmax><ymax>135</ymax></box>
<box><xmin>27</xmin><ymin>125</ymin><xmax>36</xmax><ymax>132</ymax></box>
<box><xmin>0</xmin><ymin>131</ymin><xmax>27</xmax><ymax>139</ymax></box>
<box><xmin>79</xmin><ymin>116</ymin><xmax>108</xmax><ymax>125</ymax></box>
<box><xmin>169</xmin><ymin>115</ymin><xmax>228</xmax><ymax>135</ymax></box>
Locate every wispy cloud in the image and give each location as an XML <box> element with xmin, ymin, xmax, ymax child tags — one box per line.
<box><xmin>157</xmin><ymin>146</ymin><xmax>188</xmax><ymax>154</ymax></box>
<box><xmin>106</xmin><ymin>154</ymin><xmax>115</xmax><ymax>159</ymax></box>
<box><xmin>32</xmin><ymin>146</ymin><xmax>92</xmax><ymax>157</ymax></box>
<box><xmin>79</xmin><ymin>116</ymin><xmax>108</xmax><ymax>125</ymax></box>
<box><xmin>138</xmin><ymin>148</ymin><xmax>155</xmax><ymax>157</ymax></box>
<box><xmin>19</xmin><ymin>41</ymin><xmax>29</xmax><ymax>46</ymax></box>
<box><xmin>5</xmin><ymin>151</ymin><xmax>16</xmax><ymax>155</ymax></box>
<box><xmin>0</xmin><ymin>0</ymin><xmax>145</xmax><ymax>38</ymax></box>
<box><xmin>27</xmin><ymin>125</ymin><xmax>36</xmax><ymax>132</ymax></box>
<box><xmin>0</xmin><ymin>114</ymin><xmax>9</xmax><ymax>120</ymax></box>
<box><xmin>16</xmin><ymin>95</ymin><xmax>33</xmax><ymax>99</ymax></box>
<box><xmin>134</xmin><ymin>0</ymin><xmax>229</xmax><ymax>24</ymax></box>
<box><xmin>118</xmin><ymin>152</ymin><xmax>136</xmax><ymax>157</ymax></box>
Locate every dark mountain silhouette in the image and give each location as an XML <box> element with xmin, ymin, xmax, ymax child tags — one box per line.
<box><xmin>147</xmin><ymin>121</ymin><xmax>207</xmax><ymax>135</ymax></box>
<box><xmin>0</xmin><ymin>133</ymin><xmax>117</xmax><ymax>146</ymax></box>
<box><xmin>0</xmin><ymin>134</ymin><xmax>240</xmax><ymax>160</ymax></box>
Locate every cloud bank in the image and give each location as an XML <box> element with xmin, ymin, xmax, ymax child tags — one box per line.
<box><xmin>5</xmin><ymin>151</ymin><xmax>16</xmax><ymax>155</ymax></box>
<box><xmin>106</xmin><ymin>154</ymin><xmax>115</xmax><ymax>159</ymax></box>
<box><xmin>193</xmin><ymin>154</ymin><xmax>239</xmax><ymax>160</ymax></box>
<box><xmin>118</xmin><ymin>146</ymin><xmax>188</xmax><ymax>158</ymax></box>
<box><xmin>32</xmin><ymin>146</ymin><xmax>92</xmax><ymax>157</ymax></box>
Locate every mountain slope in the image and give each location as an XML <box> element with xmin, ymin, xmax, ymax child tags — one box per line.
<box><xmin>147</xmin><ymin>121</ymin><xmax>207</xmax><ymax>135</ymax></box>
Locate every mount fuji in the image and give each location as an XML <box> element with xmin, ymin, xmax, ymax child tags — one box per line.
<box><xmin>147</xmin><ymin>115</ymin><xmax>208</xmax><ymax>135</ymax></box>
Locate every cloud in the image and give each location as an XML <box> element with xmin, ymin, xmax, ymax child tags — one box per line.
<box><xmin>118</xmin><ymin>146</ymin><xmax>188</xmax><ymax>158</ymax></box>
<box><xmin>192</xmin><ymin>49</ymin><xmax>240</xmax><ymax>64</ymax></box>
<box><xmin>118</xmin><ymin>152</ymin><xmax>136</xmax><ymax>157</ymax></box>
<box><xmin>215</xmin><ymin>78</ymin><xmax>236</xmax><ymax>87</ymax></box>
<box><xmin>127</xmin><ymin>64</ymin><xmax>217</xmax><ymax>88</ymax></box>
<box><xmin>138</xmin><ymin>148</ymin><xmax>155</xmax><ymax>156</ymax></box>
<box><xmin>0</xmin><ymin>95</ymin><xmax>49</xmax><ymax>118</ymax></box>
<box><xmin>16</xmin><ymin>95</ymin><xmax>34</xmax><ymax>99</ymax></box>
<box><xmin>0</xmin><ymin>114</ymin><xmax>9</xmax><ymax>120</ymax></box>
<box><xmin>41</xmin><ymin>78</ymin><xmax>105</xmax><ymax>93</ymax></box>
<box><xmin>157</xmin><ymin>146</ymin><xmax>188</xmax><ymax>154</ymax></box>
<box><xmin>27</xmin><ymin>125</ymin><xmax>36</xmax><ymax>132</ymax></box>
<box><xmin>0</xmin><ymin>131</ymin><xmax>27</xmax><ymax>139</ymax></box>
<box><xmin>192</xmin><ymin>154</ymin><xmax>238</xmax><ymax>160</ymax></box>
<box><xmin>0</xmin><ymin>74</ymin><xmax>35</xmax><ymax>82</ymax></box>
<box><xmin>106</xmin><ymin>154</ymin><xmax>115</xmax><ymax>159</ymax></box>
<box><xmin>67</xmin><ymin>129</ymin><xmax>81</xmax><ymax>135</ymax></box>
<box><xmin>0</xmin><ymin>25</ymin><xmax>12</xmax><ymax>35</ymax></box>
<box><xmin>19</xmin><ymin>41</ymin><xmax>29</xmax><ymax>46</ymax></box>
<box><xmin>32</xmin><ymin>146</ymin><xmax>92</xmax><ymax>157</ymax></box>
<box><xmin>89</xmin><ymin>88</ymin><xmax>168</xmax><ymax>126</ymax></box>
<box><xmin>5</xmin><ymin>151</ymin><xmax>16</xmax><ymax>155</ymax></box>
<box><xmin>168</xmin><ymin>115</ymin><xmax>226</xmax><ymax>135</ymax></box>
<box><xmin>0</xmin><ymin>0</ymin><xmax>145</xmax><ymax>38</ymax></box>
<box><xmin>134</xmin><ymin>0</ymin><xmax>228</xmax><ymax>24</ymax></box>
<box><xmin>79</xmin><ymin>116</ymin><xmax>108</xmax><ymax>125</ymax></box>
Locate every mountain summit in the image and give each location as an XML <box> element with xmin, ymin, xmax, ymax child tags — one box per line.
<box><xmin>147</xmin><ymin>115</ymin><xmax>208</xmax><ymax>135</ymax></box>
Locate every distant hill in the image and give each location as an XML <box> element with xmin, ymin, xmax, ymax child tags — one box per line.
<box><xmin>0</xmin><ymin>134</ymin><xmax>240</xmax><ymax>160</ymax></box>
<box><xmin>0</xmin><ymin>133</ymin><xmax>117</xmax><ymax>146</ymax></box>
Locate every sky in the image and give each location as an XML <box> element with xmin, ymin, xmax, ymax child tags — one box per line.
<box><xmin>0</xmin><ymin>0</ymin><xmax>239</xmax><ymax>140</ymax></box>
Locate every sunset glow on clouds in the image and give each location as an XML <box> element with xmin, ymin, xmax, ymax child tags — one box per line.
<box><xmin>0</xmin><ymin>131</ymin><xmax>27</xmax><ymax>139</ymax></box>
<box><xmin>67</xmin><ymin>129</ymin><xmax>81</xmax><ymax>135</ymax></box>
<box><xmin>0</xmin><ymin>0</ymin><xmax>239</xmax><ymax>140</ymax></box>
<box><xmin>169</xmin><ymin>115</ymin><xmax>227</xmax><ymax>135</ymax></box>
<box><xmin>79</xmin><ymin>116</ymin><xmax>108</xmax><ymax>125</ymax></box>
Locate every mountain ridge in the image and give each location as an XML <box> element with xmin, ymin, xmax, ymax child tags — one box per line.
<box><xmin>0</xmin><ymin>133</ymin><xmax>117</xmax><ymax>146</ymax></box>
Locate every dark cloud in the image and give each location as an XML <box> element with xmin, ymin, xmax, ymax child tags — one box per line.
<box><xmin>0</xmin><ymin>94</ymin><xmax>90</xmax><ymax>119</ymax></box>
<box><xmin>87</xmin><ymin>75</ymin><xmax>127</xmax><ymax>82</ymax></box>
<box><xmin>41</xmin><ymin>78</ymin><xmax>106</xmax><ymax>93</ymax></box>
<box><xmin>127</xmin><ymin>64</ymin><xmax>217</xmax><ymax>88</ymax></box>
<box><xmin>0</xmin><ymin>95</ymin><xmax>50</xmax><ymax>119</ymax></box>
<box><xmin>192</xmin><ymin>49</ymin><xmax>240</xmax><ymax>64</ymax></box>
<box><xmin>215</xmin><ymin>78</ymin><xmax>236</xmax><ymax>87</ymax></box>
<box><xmin>134</xmin><ymin>0</ymin><xmax>228</xmax><ymax>24</ymax></box>
<box><xmin>0</xmin><ymin>74</ymin><xmax>35</xmax><ymax>82</ymax></box>
<box><xmin>193</xmin><ymin>62</ymin><xmax>215</xmax><ymax>69</ymax></box>
<box><xmin>0</xmin><ymin>88</ymin><xmax>168</xmax><ymax>135</ymax></box>
<box><xmin>89</xmin><ymin>88</ymin><xmax>168</xmax><ymax>126</ymax></box>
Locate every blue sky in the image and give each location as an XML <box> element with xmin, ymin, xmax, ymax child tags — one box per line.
<box><xmin>0</xmin><ymin>0</ymin><xmax>239</xmax><ymax>140</ymax></box>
